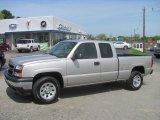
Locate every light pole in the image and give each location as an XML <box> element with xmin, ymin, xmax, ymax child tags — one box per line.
<box><xmin>143</xmin><ymin>7</ymin><xmax>145</xmax><ymax>53</ymax></box>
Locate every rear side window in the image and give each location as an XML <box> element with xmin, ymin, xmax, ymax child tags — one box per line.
<box><xmin>99</xmin><ymin>43</ymin><xmax>113</xmax><ymax>58</ymax></box>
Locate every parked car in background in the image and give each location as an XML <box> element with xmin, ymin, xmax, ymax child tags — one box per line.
<box><xmin>0</xmin><ymin>51</ymin><xmax>6</xmax><ymax>70</ymax></box>
<box><xmin>154</xmin><ymin>43</ymin><xmax>160</xmax><ymax>58</ymax></box>
<box><xmin>0</xmin><ymin>43</ymin><xmax>11</xmax><ymax>51</ymax></box>
<box><xmin>114</xmin><ymin>41</ymin><xmax>131</xmax><ymax>50</ymax></box>
<box><xmin>16</xmin><ymin>39</ymin><xmax>40</xmax><ymax>53</ymax></box>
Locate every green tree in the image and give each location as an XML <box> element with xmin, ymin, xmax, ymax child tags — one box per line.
<box><xmin>0</xmin><ymin>11</ymin><xmax>4</xmax><ymax>19</ymax></box>
<box><xmin>96</xmin><ymin>33</ymin><xmax>107</xmax><ymax>40</ymax></box>
<box><xmin>87</xmin><ymin>34</ymin><xmax>95</xmax><ymax>40</ymax></box>
<box><xmin>153</xmin><ymin>36</ymin><xmax>160</xmax><ymax>40</ymax></box>
<box><xmin>1</xmin><ymin>9</ymin><xmax>14</xmax><ymax>19</ymax></box>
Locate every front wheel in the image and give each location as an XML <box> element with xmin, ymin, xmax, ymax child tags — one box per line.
<box><xmin>33</xmin><ymin>76</ymin><xmax>60</xmax><ymax>104</ymax></box>
<box><xmin>123</xmin><ymin>46</ymin><xmax>128</xmax><ymax>50</ymax></box>
<box><xmin>30</xmin><ymin>47</ymin><xmax>33</xmax><ymax>52</ymax></box>
<box><xmin>126</xmin><ymin>71</ymin><xmax>143</xmax><ymax>90</ymax></box>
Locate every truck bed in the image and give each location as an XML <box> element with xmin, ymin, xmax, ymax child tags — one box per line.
<box><xmin>117</xmin><ymin>54</ymin><xmax>152</xmax><ymax>81</ymax></box>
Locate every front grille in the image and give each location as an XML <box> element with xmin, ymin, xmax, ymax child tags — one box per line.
<box><xmin>8</xmin><ymin>64</ymin><xmax>14</xmax><ymax>75</ymax></box>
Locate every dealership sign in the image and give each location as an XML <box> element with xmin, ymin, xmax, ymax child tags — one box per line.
<box><xmin>41</xmin><ymin>21</ymin><xmax>47</xmax><ymax>27</ymax></box>
<box><xmin>57</xmin><ymin>24</ymin><xmax>71</xmax><ymax>31</ymax></box>
<box><xmin>9</xmin><ymin>24</ymin><xmax>17</xmax><ymax>29</ymax></box>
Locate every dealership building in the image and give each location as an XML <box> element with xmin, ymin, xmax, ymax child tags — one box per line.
<box><xmin>0</xmin><ymin>16</ymin><xmax>87</xmax><ymax>50</ymax></box>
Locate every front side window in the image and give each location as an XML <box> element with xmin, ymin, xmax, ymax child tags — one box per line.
<box><xmin>74</xmin><ymin>43</ymin><xmax>97</xmax><ymax>59</ymax></box>
<box><xmin>99</xmin><ymin>43</ymin><xmax>113</xmax><ymax>58</ymax></box>
<box><xmin>48</xmin><ymin>41</ymin><xmax>77</xmax><ymax>58</ymax></box>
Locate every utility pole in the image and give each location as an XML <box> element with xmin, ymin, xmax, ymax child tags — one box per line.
<box><xmin>143</xmin><ymin>7</ymin><xmax>145</xmax><ymax>52</ymax></box>
<box><xmin>134</xmin><ymin>28</ymin><xmax>136</xmax><ymax>41</ymax></box>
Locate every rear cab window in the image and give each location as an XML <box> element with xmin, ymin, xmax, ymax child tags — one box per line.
<box><xmin>18</xmin><ymin>40</ymin><xmax>31</xmax><ymax>44</ymax></box>
<box><xmin>99</xmin><ymin>43</ymin><xmax>113</xmax><ymax>58</ymax></box>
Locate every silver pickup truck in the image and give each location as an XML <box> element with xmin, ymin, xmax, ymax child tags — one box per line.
<box><xmin>4</xmin><ymin>40</ymin><xmax>153</xmax><ymax>104</ymax></box>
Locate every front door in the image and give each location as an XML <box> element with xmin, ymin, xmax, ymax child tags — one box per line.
<box><xmin>67</xmin><ymin>43</ymin><xmax>101</xmax><ymax>86</ymax></box>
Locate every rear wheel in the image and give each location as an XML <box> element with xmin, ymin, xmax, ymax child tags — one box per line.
<box><xmin>37</xmin><ymin>46</ymin><xmax>40</xmax><ymax>51</ymax></box>
<box><xmin>33</xmin><ymin>76</ymin><xmax>60</xmax><ymax>104</ymax></box>
<box><xmin>126</xmin><ymin>71</ymin><xmax>143</xmax><ymax>90</ymax></box>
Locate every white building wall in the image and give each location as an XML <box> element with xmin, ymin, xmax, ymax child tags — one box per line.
<box><xmin>0</xmin><ymin>16</ymin><xmax>87</xmax><ymax>35</ymax></box>
<box><xmin>132</xmin><ymin>43</ymin><xmax>143</xmax><ymax>52</ymax></box>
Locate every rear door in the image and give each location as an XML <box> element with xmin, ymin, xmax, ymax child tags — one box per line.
<box><xmin>67</xmin><ymin>42</ymin><xmax>101</xmax><ymax>86</ymax></box>
<box><xmin>98</xmin><ymin>43</ymin><xmax>119</xmax><ymax>82</ymax></box>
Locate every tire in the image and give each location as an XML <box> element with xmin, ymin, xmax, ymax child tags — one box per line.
<box><xmin>37</xmin><ymin>46</ymin><xmax>40</xmax><ymax>51</ymax></box>
<box><xmin>155</xmin><ymin>55</ymin><xmax>160</xmax><ymax>58</ymax></box>
<box><xmin>18</xmin><ymin>50</ymin><xmax>22</xmax><ymax>53</ymax></box>
<box><xmin>124</xmin><ymin>46</ymin><xmax>128</xmax><ymax>50</ymax></box>
<box><xmin>30</xmin><ymin>47</ymin><xmax>33</xmax><ymax>52</ymax></box>
<box><xmin>0</xmin><ymin>60</ymin><xmax>2</xmax><ymax>70</ymax></box>
<box><xmin>126</xmin><ymin>71</ymin><xmax>143</xmax><ymax>90</ymax></box>
<box><xmin>6</xmin><ymin>48</ymin><xmax>9</xmax><ymax>51</ymax></box>
<box><xmin>33</xmin><ymin>76</ymin><xmax>60</xmax><ymax>104</ymax></box>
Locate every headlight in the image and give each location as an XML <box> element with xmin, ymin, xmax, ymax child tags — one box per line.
<box><xmin>14</xmin><ymin>72</ymin><xmax>22</xmax><ymax>78</ymax></box>
<box><xmin>15</xmin><ymin>65</ymin><xmax>23</xmax><ymax>71</ymax></box>
<box><xmin>14</xmin><ymin>65</ymin><xmax>23</xmax><ymax>78</ymax></box>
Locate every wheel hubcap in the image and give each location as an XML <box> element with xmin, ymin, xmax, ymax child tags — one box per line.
<box><xmin>133</xmin><ymin>75</ymin><xmax>141</xmax><ymax>87</ymax></box>
<box><xmin>40</xmin><ymin>82</ymin><xmax>56</xmax><ymax>100</ymax></box>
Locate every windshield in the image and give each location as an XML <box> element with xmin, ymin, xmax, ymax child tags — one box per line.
<box><xmin>18</xmin><ymin>40</ymin><xmax>31</xmax><ymax>44</ymax></box>
<box><xmin>48</xmin><ymin>41</ymin><xmax>77</xmax><ymax>58</ymax></box>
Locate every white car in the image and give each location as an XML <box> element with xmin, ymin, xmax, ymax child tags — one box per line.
<box><xmin>114</xmin><ymin>41</ymin><xmax>131</xmax><ymax>50</ymax></box>
<box><xmin>16</xmin><ymin>39</ymin><xmax>40</xmax><ymax>53</ymax></box>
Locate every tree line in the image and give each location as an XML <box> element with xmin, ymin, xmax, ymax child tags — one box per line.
<box><xmin>0</xmin><ymin>9</ymin><xmax>20</xmax><ymax>19</ymax></box>
<box><xmin>87</xmin><ymin>33</ymin><xmax>160</xmax><ymax>42</ymax></box>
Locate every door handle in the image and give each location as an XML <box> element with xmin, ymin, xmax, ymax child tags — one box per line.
<box><xmin>94</xmin><ymin>62</ymin><xmax>100</xmax><ymax>66</ymax></box>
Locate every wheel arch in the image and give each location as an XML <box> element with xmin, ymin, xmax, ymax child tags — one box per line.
<box><xmin>33</xmin><ymin>72</ymin><xmax>64</xmax><ymax>88</ymax></box>
<box><xmin>132</xmin><ymin>66</ymin><xmax>145</xmax><ymax>74</ymax></box>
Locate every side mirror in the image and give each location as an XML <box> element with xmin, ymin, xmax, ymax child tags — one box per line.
<box><xmin>71</xmin><ymin>53</ymin><xmax>80</xmax><ymax>61</ymax></box>
<box><xmin>71</xmin><ymin>53</ymin><xmax>77</xmax><ymax>61</ymax></box>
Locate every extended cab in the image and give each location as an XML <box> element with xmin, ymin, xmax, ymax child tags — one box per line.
<box><xmin>4</xmin><ymin>40</ymin><xmax>153</xmax><ymax>103</ymax></box>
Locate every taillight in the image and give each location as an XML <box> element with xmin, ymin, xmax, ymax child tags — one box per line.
<box><xmin>151</xmin><ymin>57</ymin><xmax>153</xmax><ymax>67</ymax></box>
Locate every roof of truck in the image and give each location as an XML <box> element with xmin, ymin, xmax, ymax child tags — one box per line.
<box><xmin>62</xmin><ymin>40</ymin><xmax>112</xmax><ymax>44</ymax></box>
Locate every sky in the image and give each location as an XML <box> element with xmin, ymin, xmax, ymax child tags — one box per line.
<box><xmin>0</xmin><ymin>0</ymin><xmax>160</xmax><ymax>37</ymax></box>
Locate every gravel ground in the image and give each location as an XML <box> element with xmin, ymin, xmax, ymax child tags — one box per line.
<box><xmin>0</xmin><ymin>50</ymin><xmax>160</xmax><ymax>120</ymax></box>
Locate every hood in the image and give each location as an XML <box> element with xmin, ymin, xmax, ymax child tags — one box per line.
<box><xmin>9</xmin><ymin>54</ymin><xmax>57</xmax><ymax>66</ymax></box>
